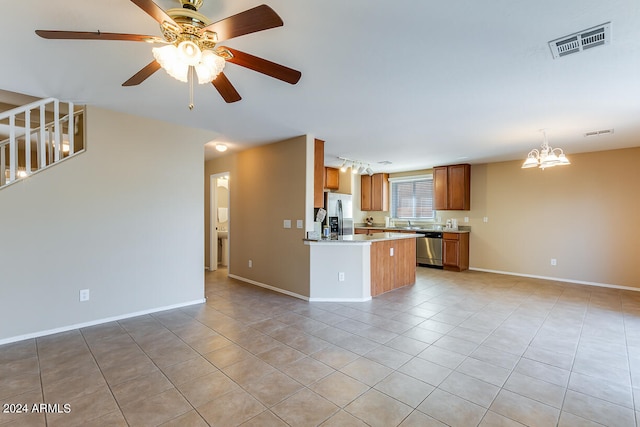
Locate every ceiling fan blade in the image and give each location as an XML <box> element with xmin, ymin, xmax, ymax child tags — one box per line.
<box><xmin>35</xmin><ymin>30</ymin><xmax>162</xmax><ymax>43</ymax></box>
<box><xmin>122</xmin><ymin>60</ymin><xmax>162</xmax><ymax>86</ymax></box>
<box><xmin>211</xmin><ymin>73</ymin><xmax>242</xmax><ymax>103</ymax></box>
<box><xmin>225</xmin><ymin>48</ymin><xmax>301</xmax><ymax>85</ymax></box>
<box><xmin>202</xmin><ymin>4</ymin><xmax>283</xmax><ymax>42</ymax></box>
<box><xmin>130</xmin><ymin>0</ymin><xmax>178</xmax><ymax>28</ymax></box>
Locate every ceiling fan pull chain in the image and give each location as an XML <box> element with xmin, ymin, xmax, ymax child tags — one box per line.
<box><xmin>188</xmin><ymin>66</ymin><xmax>195</xmax><ymax>110</ymax></box>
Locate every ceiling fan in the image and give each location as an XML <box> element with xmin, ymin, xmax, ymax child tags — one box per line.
<box><xmin>35</xmin><ymin>0</ymin><xmax>302</xmax><ymax>104</ymax></box>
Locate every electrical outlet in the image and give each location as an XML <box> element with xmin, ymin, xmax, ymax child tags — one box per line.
<box><xmin>79</xmin><ymin>289</ymin><xmax>90</xmax><ymax>302</ymax></box>
<box><xmin>551</xmin><ymin>258</ymin><xmax>557</xmax><ymax>266</ymax></box>
<box><xmin>464</xmin><ymin>217</ymin><xmax>469</xmax><ymax>223</ymax></box>
<box><xmin>390</xmin><ymin>247</ymin><xmax>394</xmax><ymax>256</ymax></box>
<box><xmin>483</xmin><ymin>217</ymin><xmax>489</xmax><ymax>223</ymax></box>
<box><xmin>248</xmin><ymin>259</ymin><xmax>253</xmax><ymax>268</ymax></box>
<box><xmin>338</xmin><ymin>272</ymin><xmax>345</xmax><ymax>282</ymax></box>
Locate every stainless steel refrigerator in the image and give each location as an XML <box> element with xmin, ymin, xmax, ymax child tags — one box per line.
<box><xmin>325</xmin><ymin>193</ymin><xmax>354</xmax><ymax>236</ymax></box>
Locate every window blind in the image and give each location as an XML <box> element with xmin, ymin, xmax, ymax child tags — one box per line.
<box><xmin>390</xmin><ymin>177</ymin><xmax>434</xmax><ymax>219</ymax></box>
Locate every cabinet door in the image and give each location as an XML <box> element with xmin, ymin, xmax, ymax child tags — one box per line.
<box><xmin>361</xmin><ymin>175</ymin><xmax>372</xmax><ymax>211</ymax></box>
<box><xmin>447</xmin><ymin>164</ymin><xmax>470</xmax><ymax>210</ymax></box>
<box><xmin>433</xmin><ymin>166</ymin><xmax>448</xmax><ymax>211</ymax></box>
<box><xmin>324</xmin><ymin>167</ymin><xmax>339</xmax><ymax>190</ymax></box>
<box><xmin>371</xmin><ymin>173</ymin><xmax>389</xmax><ymax>211</ymax></box>
<box><xmin>443</xmin><ymin>237</ymin><xmax>460</xmax><ymax>269</ymax></box>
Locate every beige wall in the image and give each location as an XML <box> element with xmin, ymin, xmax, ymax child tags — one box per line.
<box><xmin>205</xmin><ymin>135</ymin><xmax>311</xmax><ymax>297</ymax></box>
<box><xmin>0</xmin><ymin>106</ymin><xmax>216</xmax><ymax>343</ymax></box>
<box><xmin>462</xmin><ymin>147</ymin><xmax>640</xmax><ymax>288</ymax></box>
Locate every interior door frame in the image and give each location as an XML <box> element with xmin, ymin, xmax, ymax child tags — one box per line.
<box><xmin>209</xmin><ymin>172</ymin><xmax>230</xmax><ymax>271</ymax></box>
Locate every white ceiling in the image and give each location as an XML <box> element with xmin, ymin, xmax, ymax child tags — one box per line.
<box><xmin>2</xmin><ymin>0</ymin><xmax>639</xmax><ymax>172</ymax></box>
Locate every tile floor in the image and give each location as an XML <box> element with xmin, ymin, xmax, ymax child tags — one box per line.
<box><xmin>2</xmin><ymin>267</ymin><xmax>640</xmax><ymax>426</ymax></box>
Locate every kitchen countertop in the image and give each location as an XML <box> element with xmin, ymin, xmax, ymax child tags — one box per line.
<box><xmin>304</xmin><ymin>232</ymin><xmax>420</xmax><ymax>244</ymax></box>
<box><xmin>355</xmin><ymin>225</ymin><xmax>470</xmax><ymax>234</ymax></box>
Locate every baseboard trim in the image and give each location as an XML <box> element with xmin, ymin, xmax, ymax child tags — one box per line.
<box><xmin>0</xmin><ymin>299</ymin><xmax>206</xmax><ymax>346</ymax></box>
<box><xmin>228</xmin><ymin>274</ymin><xmax>310</xmax><ymax>301</ymax></box>
<box><xmin>308</xmin><ymin>297</ymin><xmax>372</xmax><ymax>302</ymax></box>
<box><xmin>469</xmin><ymin>267</ymin><xmax>640</xmax><ymax>292</ymax></box>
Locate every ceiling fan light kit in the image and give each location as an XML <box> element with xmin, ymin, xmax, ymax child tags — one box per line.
<box><xmin>152</xmin><ymin>41</ymin><xmax>225</xmax><ymax>84</ymax></box>
<box><xmin>35</xmin><ymin>0</ymin><xmax>302</xmax><ymax>104</ymax></box>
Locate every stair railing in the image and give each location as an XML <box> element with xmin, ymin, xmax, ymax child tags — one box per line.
<box><xmin>0</xmin><ymin>98</ymin><xmax>83</xmax><ymax>189</ymax></box>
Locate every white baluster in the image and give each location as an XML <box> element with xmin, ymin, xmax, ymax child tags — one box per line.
<box><xmin>25</xmin><ymin>109</ymin><xmax>31</xmax><ymax>175</ymax></box>
<box><xmin>39</xmin><ymin>104</ymin><xmax>46</xmax><ymax>168</ymax></box>
<box><xmin>68</xmin><ymin>102</ymin><xmax>74</xmax><ymax>155</ymax></box>
<box><xmin>53</xmin><ymin>100</ymin><xmax>61</xmax><ymax>161</ymax></box>
<box><xmin>9</xmin><ymin>114</ymin><xmax>16</xmax><ymax>182</ymax></box>
<box><xmin>0</xmin><ymin>145</ymin><xmax>5</xmax><ymax>186</ymax></box>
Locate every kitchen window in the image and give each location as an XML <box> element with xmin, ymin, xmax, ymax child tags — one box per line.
<box><xmin>389</xmin><ymin>175</ymin><xmax>434</xmax><ymax>219</ymax></box>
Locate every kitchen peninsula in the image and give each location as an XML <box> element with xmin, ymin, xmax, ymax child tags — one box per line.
<box><xmin>304</xmin><ymin>232</ymin><xmax>418</xmax><ymax>301</ymax></box>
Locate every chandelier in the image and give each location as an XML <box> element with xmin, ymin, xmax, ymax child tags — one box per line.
<box><xmin>522</xmin><ymin>131</ymin><xmax>570</xmax><ymax>170</ymax></box>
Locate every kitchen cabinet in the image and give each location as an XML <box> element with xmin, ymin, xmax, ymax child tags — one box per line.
<box><xmin>314</xmin><ymin>139</ymin><xmax>325</xmax><ymax>208</ymax></box>
<box><xmin>370</xmin><ymin>237</ymin><xmax>416</xmax><ymax>296</ymax></box>
<box><xmin>324</xmin><ymin>167</ymin><xmax>339</xmax><ymax>190</ymax></box>
<box><xmin>355</xmin><ymin>228</ymin><xmax>374</xmax><ymax>235</ymax></box>
<box><xmin>443</xmin><ymin>232</ymin><xmax>469</xmax><ymax>271</ymax></box>
<box><xmin>434</xmin><ymin>164</ymin><xmax>471</xmax><ymax>211</ymax></box>
<box><xmin>361</xmin><ymin>173</ymin><xmax>389</xmax><ymax>211</ymax></box>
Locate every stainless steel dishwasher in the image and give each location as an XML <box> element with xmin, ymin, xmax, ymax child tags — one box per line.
<box><xmin>416</xmin><ymin>231</ymin><xmax>443</xmax><ymax>268</ymax></box>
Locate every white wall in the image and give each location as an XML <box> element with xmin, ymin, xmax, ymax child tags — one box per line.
<box><xmin>308</xmin><ymin>242</ymin><xmax>371</xmax><ymax>301</ymax></box>
<box><xmin>0</xmin><ymin>106</ymin><xmax>217</xmax><ymax>343</ymax></box>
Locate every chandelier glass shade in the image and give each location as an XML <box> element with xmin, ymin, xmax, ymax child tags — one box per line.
<box><xmin>153</xmin><ymin>41</ymin><xmax>225</xmax><ymax>84</ymax></box>
<box><xmin>522</xmin><ymin>132</ymin><xmax>570</xmax><ymax>170</ymax></box>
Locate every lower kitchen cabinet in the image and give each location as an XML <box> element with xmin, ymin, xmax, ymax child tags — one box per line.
<box><xmin>443</xmin><ymin>232</ymin><xmax>469</xmax><ymax>271</ymax></box>
<box><xmin>370</xmin><ymin>238</ymin><xmax>416</xmax><ymax>296</ymax></box>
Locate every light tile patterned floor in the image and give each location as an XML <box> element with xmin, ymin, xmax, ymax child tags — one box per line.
<box><xmin>2</xmin><ymin>267</ymin><xmax>640</xmax><ymax>426</ymax></box>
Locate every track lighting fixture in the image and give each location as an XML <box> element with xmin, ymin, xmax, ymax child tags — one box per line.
<box><xmin>337</xmin><ymin>157</ymin><xmax>376</xmax><ymax>175</ymax></box>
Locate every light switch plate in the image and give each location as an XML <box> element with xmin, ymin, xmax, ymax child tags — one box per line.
<box><xmin>296</xmin><ymin>220</ymin><xmax>303</xmax><ymax>229</ymax></box>
<box><xmin>283</xmin><ymin>220</ymin><xmax>291</xmax><ymax>228</ymax></box>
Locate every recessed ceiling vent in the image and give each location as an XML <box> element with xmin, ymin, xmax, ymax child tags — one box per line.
<box><xmin>584</xmin><ymin>128</ymin><xmax>614</xmax><ymax>137</ymax></box>
<box><xmin>549</xmin><ymin>22</ymin><xmax>611</xmax><ymax>59</ymax></box>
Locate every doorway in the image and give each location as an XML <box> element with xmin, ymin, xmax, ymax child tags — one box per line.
<box><xmin>209</xmin><ymin>172</ymin><xmax>230</xmax><ymax>271</ymax></box>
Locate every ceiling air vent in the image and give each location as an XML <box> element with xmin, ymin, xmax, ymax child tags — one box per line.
<box><xmin>584</xmin><ymin>128</ymin><xmax>614</xmax><ymax>137</ymax></box>
<box><xmin>548</xmin><ymin>22</ymin><xmax>611</xmax><ymax>59</ymax></box>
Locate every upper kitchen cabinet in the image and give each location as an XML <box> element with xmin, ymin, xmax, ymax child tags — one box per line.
<box><xmin>314</xmin><ymin>139</ymin><xmax>325</xmax><ymax>208</ymax></box>
<box><xmin>434</xmin><ymin>164</ymin><xmax>471</xmax><ymax>210</ymax></box>
<box><xmin>324</xmin><ymin>167</ymin><xmax>339</xmax><ymax>190</ymax></box>
<box><xmin>361</xmin><ymin>173</ymin><xmax>389</xmax><ymax>211</ymax></box>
